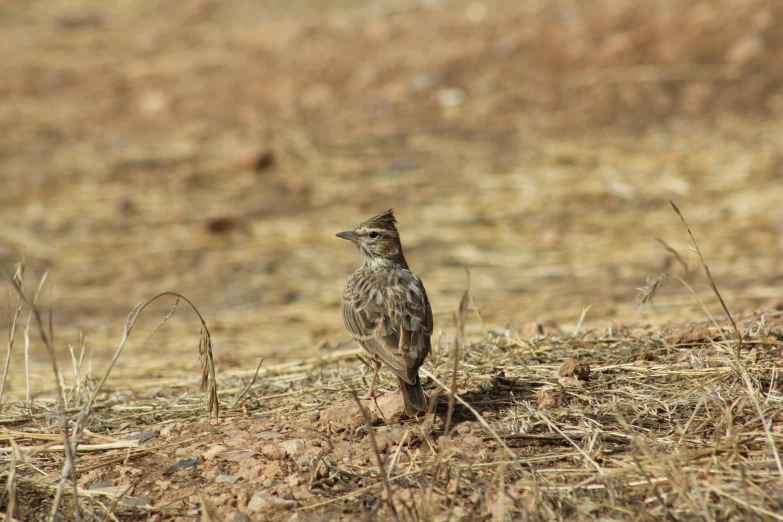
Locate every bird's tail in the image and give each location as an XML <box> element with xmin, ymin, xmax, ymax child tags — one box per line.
<box><xmin>399</xmin><ymin>377</ymin><xmax>427</xmax><ymax>416</ymax></box>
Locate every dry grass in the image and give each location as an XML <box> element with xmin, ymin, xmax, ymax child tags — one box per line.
<box><xmin>0</xmin><ymin>266</ymin><xmax>219</xmax><ymax>520</ymax></box>
<box><xmin>1</xmin><ymin>241</ymin><xmax>782</xmax><ymax>520</ymax></box>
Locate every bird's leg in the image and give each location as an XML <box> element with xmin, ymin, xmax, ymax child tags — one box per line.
<box><xmin>359</xmin><ymin>359</ymin><xmax>385</xmax><ymax>420</ymax></box>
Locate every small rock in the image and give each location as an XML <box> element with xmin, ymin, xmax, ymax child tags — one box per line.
<box><xmin>247</xmin><ymin>492</ymin><xmax>297</xmax><ymax>512</ymax></box>
<box><xmin>536</xmin><ymin>386</ymin><xmax>560</xmax><ymax>408</ymax></box>
<box><xmin>272</xmin><ymin>484</ymin><xmax>294</xmax><ymax>500</ymax></box>
<box><xmin>121</xmin><ymin>496</ymin><xmax>149</xmax><ymax>507</ymax></box>
<box><xmin>237</xmin><ymin>459</ymin><xmax>262</xmax><ymax>482</ymax></box>
<box><xmin>175</xmin><ymin>444</ymin><xmax>202</xmax><ymax>457</ymax></box>
<box><xmin>557</xmin><ymin>376</ymin><xmax>583</xmax><ymax>388</ymax></box>
<box><xmin>202</xmin><ymin>445</ymin><xmax>228</xmax><ymax>460</ymax></box>
<box><xmin>77</xmin><ymin>470</ymin><xmax>102</xmax><ymax>488</ymax></box>
<box><xmin>374</xmin><ymin>425</ymin><xmax>404</xmax><ymax>452</ymax></box>
<box><xmin>310</xmin><ymin>460</ymin><xmax>330</xmax><ymax>482</ymax></box>
<box><xmin>89</xmin><ymin>485</ymin><xmax>132</xmax><ymax>498</ymax></box>
<box><xmin>320</xmin><ymin>394</ymin><xmax>407</xmax><ymax>430</ymax></box>
<box><xmin>559</xmin><ymin>359</ymin><xmax>591</xmax><ymax>381</ymax></box>
<box><xmin>222</xmin><ymin>450</ymin><xmax>258</xmax><ymax>462</ymax></box>
<box><xmin>522</xmin><ymin>320</ymin><xmax>560</xmax><ymax>338</ymax></box>
<box><xmin>257</xmin><ymin>431</ymin><xmax>285</xmax><ymax>440</ymax></box>
<box><xmin>216</xmin><ymin>475</ymin><xmax>241</xmax><ymax>485</ymax></box>
<box><xmin>261</xmin><ymin>444</ymin><xmax>287</xmax><ymax>460</ymax></box>
<box><xmin>489</xmin><ymin>489</ymin><xmax>517</xmax><ymax>521</ymax></box>
<box><xmin>438</xmin><ymin>88</ymin><xmax>465</xmax><ymax>108</ymax></box>
<box><xmin>292</xmin><ymin>489</ymin><xmax>313</xmax><ymax>501</ymax></box>
<box><xmin>293</xmin><ymin>455</ymin><xmax>316</xmax><ymax>467</ymax></box>
<box><xmin>463</xmin><ymin>434</ymin><xmax>482</xmax><ymax>447</ymax></box>
<box><xmin>236</xmin><ymin>148</ymin><xmax>276</xmax><ymax>172</ymax></box>
<box><xmin>118</xmin><ymin>466</ymin><xmax>142</xmax><ymax>479</ymax></box>
<box><xmin>279</xmin><ymin>440</ymin><xmax>305</xmax><ymax>456</ymax></box>
<box><xmin>374</xmin><ymin>393</ymin><xmax>410</xmax><ymax>422</ymax></box>
<box><xmin>455</xmin><ymin>423</ymin><xmax>473</xmax><ymax>435</ymax></box>
<box><xmin>166</xmin><ymin>458</ymin><xmax>199</xmax><ymax>475</ymax></box>
<box><xmin>129</xmin><ymin>430</ymin><xmax>159</xmax><ymax>443</ymax></box>
<box><xmin>261</xmin><ymin>462</ymin><xmax>284</xmax><ymax>481</ymax></box>
<box><xmin>308</xmin><ymin>412</ymin><xmax>320</xmax><ymax>422</ymax></box>
<box><xmin>233</xmin><ymin>515</ymin><xmax>252</xmax><ymax>522</ymax></box>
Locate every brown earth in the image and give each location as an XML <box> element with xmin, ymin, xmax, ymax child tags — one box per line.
<box><xmin>1</xmin><ymin>0</ymin><xmax>783</xmax><ymax>520</ymax></box>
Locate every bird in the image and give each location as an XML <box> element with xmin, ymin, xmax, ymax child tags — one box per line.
<box><xmin>337</xmin><ymin>209</ymin><xmax>433</xmax><ymax>417</ymax></box>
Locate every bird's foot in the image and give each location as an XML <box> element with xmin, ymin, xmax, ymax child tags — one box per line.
<box><xmin>357</xmin><ymin>393</ymin><xmax>387</xmax><ymax>422</ymax></box>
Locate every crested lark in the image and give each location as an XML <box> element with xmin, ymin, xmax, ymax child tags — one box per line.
<box><xmin>337</xmin><ymin>209</ymin><xmax>433</xmax><ymax>416</ymax></box>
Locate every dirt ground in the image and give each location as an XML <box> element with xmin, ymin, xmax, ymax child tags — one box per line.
<box><xmin>2</xmin><ymin>0</ymin><xmax>783</xmax><ymax>520</ymax></box>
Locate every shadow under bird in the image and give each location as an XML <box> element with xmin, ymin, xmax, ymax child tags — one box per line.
<box><xmin>337</xmin><ymin>209</ymin><xmax>433</xmax><ymax>416</ymax></box>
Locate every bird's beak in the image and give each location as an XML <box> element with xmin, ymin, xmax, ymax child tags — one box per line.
<box><xmin>336</xmin><ymin>230</ymin><xmax>358</xmax><ymax>242</ymax></box>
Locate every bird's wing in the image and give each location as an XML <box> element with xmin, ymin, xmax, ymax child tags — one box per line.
<box><xmin>342</xmin><ymin>269</ymin><xmax>432</xmax><ymax>384</ymax></box>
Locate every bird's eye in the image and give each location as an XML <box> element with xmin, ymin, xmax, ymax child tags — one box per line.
<box><xmin>369</xmin><ymin>231</ymin><xmax>379</xmax><ymax>239</ymax></box>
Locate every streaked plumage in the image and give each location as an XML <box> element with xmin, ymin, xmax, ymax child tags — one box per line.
<box><xmin>337</xmin><ymin>209</ymin><xmax>433</xmax><ymax>416</ymax></box>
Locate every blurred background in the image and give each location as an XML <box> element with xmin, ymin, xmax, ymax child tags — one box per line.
<box><xmin>2</xmin><ymin>0</ymin><xmax>783</xmax><ymax>387</ymax></box>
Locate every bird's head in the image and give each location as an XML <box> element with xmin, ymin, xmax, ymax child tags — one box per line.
<box><xmin>336</xmin><ymin>209</ymin><xmax>408</xmax><ymax>268</ymax></box>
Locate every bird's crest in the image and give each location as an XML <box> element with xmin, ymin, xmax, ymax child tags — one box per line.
<box><xmin>359</xmin><ymin>209</ymin><xmax>397</xmax><ymax>231</ymax></box>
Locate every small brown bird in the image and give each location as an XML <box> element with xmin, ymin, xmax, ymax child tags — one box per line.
<box><xmin>337</xmin><ymin>209</ymin><xmax>433</xmax><ymax>416</ymax></box>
